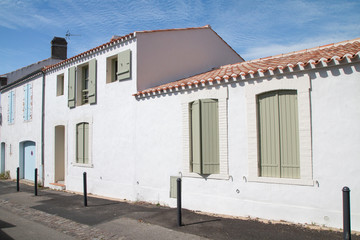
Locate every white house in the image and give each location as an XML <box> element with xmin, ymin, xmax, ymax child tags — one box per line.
<box><xmin>0</xmin><ymin>37</ymin><xmax>67</xmax><ymax>179</ymax></box>
<box><xmin>1</xmin><ymin>25</ymin><xmax>359</xmax><ymax>231</ymax></box>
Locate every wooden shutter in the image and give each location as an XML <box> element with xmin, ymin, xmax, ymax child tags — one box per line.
<box><xmin>200</xmin><ymin>99</ymin><xmax>219</xmax><ymax>174</ymax></box>
<box><xmin>24</xmin><ymin>85</ymin><xmax>28</xmax><ymax>120</ymax></box>
<box><xmin>117</xmin><ymin>49</ymin><xmax>131</xmax><ymax>81</ymax></box>
<box><xmin>83</xmin><ymin>123</ymin><xmax>89</xmax><ymax>164</ymax></box>
<box><xmin>8</xmin><ymin>92</ymin><xmax>12</xmax><ymax>124</ymax></box>
<box><xmin>88</xmin><ymin>59</ymin><xmax>97</xmax><ymax>104</ymax></box>
<box><xmin>28</xmin><ymin>84</ymin><xmax>32</xmax><ymax>120</ymax></box>
<box><xmin>258</xmin><ymin>92</ymin><xmax>281</xmax><ymax>178</ymax></box>
<box><xmin>68</xmin><ymin>67</ymin><xmax>76</xmax><ymax>108</ymax></box>
<box><xmin>76</xmin><ymin>123</ymin><xmax>84</xmax><ymax>163</ymax></box>
<box><xmin>191</xmin><ymin>100</ymin><xmax>201</xmax><ymax>174</ymax></box>
<box><xmin>279</xmin><ymin>91</ymin><xmax>300</xmax><ymax>178</ymax></box>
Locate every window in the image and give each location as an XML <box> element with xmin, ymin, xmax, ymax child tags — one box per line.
<box><xmin>57</xmin><ymin>74</ymin><xmax>64</xmax><ymax>96</ymax></box>
<box><xmin>68</xmin><ymin>59</ymin><xmax>97</xmax><ymax>108</ymax></box>
<box><xmin>257</xmin><ymin>90</ymin><xmax>300</xmax><ymax>179</ymax></box>
<box><xmin>81</xmin><ymin>65</ymin><xmax>89</xmax><ymax>104</ymax></box>
<box><xmin>23</xmin><ymin>83</ymin><xmax>32</xmax><ymax>121</ymax></box>
<box><xmin>245</xmin><ymin>75</ymin><xmax>313</xmax><ymax>185</ymax></box>
<box><xmin>182</xmin><ymin>87</ymin><xmax>229</xmax><ymax>179</ymax></box>
<box><xmin>76</xmin><ymin>122</ymin><xmax>89</xmax><ymax>164</ymax></box>
<box><xmin>106</xmin><ymin>49</ymin><xmax>131</xmax><ymax>83</ymax></box>
<box><xmin>189</xmin><ymin>99</ymin><xmax>219</xmax><ymax>175</ymax></box>
<box><xmin>8</xmin><ymin>90</ymin><xmax>15</xmax><ymax>124</ymax></box>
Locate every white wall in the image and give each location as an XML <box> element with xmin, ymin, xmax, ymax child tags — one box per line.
<box><xmin>44</xmin><ymin>39</ymin><xmax>138</xmax><ymax>200</ymax></box>
<box><xmin>40</xmin><ymin>34</ymin><xmax>360</xmax><ymax>231</ymax></box>
<box><xmin>0</xmin><ymin>75</ymin><xmax>43</xmax><ymax>179</ymax></box>
<box><xmin>131</xmin><ymin>62</ymin><xmax>360</xmax><ymax>230</ymax></box>
<box><xmin>136</xmin><ymin>27</ymin><xmax>243</xmax><ymax>91</ymax></box>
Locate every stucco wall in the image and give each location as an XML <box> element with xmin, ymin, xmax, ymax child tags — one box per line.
<box><xmin>136</xmin><ymin>27</ymin><xmax>243</xmax><ymax>91</ymax></box>
<box><xmin>44</xmin><ymin>39</ymin><xmax>138</xmax><ymax>199</ymax></box>
<box><xmin>131</xmin><ymin>62</ymin><xmax>360</xmax><ymax>230</ymax></box>
<box><xmin>0</xmin><ymin>75</ymin><xmax>43</xmax><ymax>179</ymax></box>
<box><xmin>3</xmin><ymin>34</ymin><xmax>358</xmax><ymax>231</ymax></box>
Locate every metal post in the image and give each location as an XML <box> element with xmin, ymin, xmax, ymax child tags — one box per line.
<box><xmin>83</xmin><ymin>172</ymin><xmax>87</xmax><ymax>207</ymax></box>
<box><xmin>343</xmin><ymin>186</ymin><xmax>351</xmax><ymax>240</ymax></box>
<box><xmin>34</xmin><ymin>168</ymin><xmax>38</xmax><ymax>196</ymax></box>
<box><xmin>177</xmin><ymin>178</ymin><xmax>182</xmax><ymax>226</ymax></box>
<box><xmin>16</xmin><ymin>167</ymin><xmax>20</xmax><ymax>192</ymax></box>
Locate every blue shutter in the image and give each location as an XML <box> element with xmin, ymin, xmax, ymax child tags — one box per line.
<box><xmin>23</xmin><ymin>84</ymin><xmax>31</xmax><ymax>121</ymax></box>
<box><xmin>12</xmin><ymin>91</ymin><xmax>15</xmax><ymax>123</ymax></box>
<box><xmin>28</xmin><ymin>84</ymin><xmax>32</xmax><ymax>120</ymax></box>
<box><xmin>7</xmin><ymin>92</ymin><xmax>11</xmax><ymax>124</ymax></box>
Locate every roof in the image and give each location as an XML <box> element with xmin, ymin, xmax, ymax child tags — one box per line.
<box><xmin>44</xmin><ymin>32</ymin><xmax>135</xmax><ymax>72</ymax></box>
<box><xmin>44</xmin><ymin>25</ymin><xmax>219</xmax><ymax>72</ymax></box>
<box><xmin>134</xmin><ymin>38</ymin><xmax>360</xmax><ymax>97</ymax></box>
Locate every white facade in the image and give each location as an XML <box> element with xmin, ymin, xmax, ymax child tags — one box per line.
<box><xmin>0</xmin><ymin>73</ymin><xmax>43</xmax><ymax>179</ymax></box>
<box><xmin>1</xmin><ymin>27</ymin><xmax>359</xmax><ymax>231</ymax></box>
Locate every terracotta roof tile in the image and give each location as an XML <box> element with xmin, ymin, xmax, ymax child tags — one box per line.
<box><xmin>135</xmin><ymin>38</ymin><xmax>360</xmax><ymax>97</ymax></box>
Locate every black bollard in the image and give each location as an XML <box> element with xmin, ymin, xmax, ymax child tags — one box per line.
<box><xmin>177</xmin><ymin>178</ymin><xmax>182</xmax><ymax>226</ymax></box>
<box><xmin>16</xmin><ymin>167</ymin><xmax>20</xmax><ymax>192</ymax></box>
<box><xmin>343</xmin><ymin>186</ymin><xmax>351</xmax><ymax>240</ymax></box>
<box><xmin>83</xmin><ymin>172</ymin><xmax>87</xmax><ymax>207</ymax></box>
<box><xmin>34</xmin><ymin>168</ymin><xmax>38</xmax><ymax>196</ymax></box>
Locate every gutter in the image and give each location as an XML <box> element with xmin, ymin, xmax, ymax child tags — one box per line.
<box><xmin>41</xmin><ymin>70</ymin><xmax>45</xmax><ymax>185</ymax></box>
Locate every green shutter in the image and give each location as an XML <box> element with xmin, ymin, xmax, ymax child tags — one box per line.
<box><xmin>279</xmin><ymin>91</ymin><xmax>300</xmax><ymax>178</ymax></box>
<box><xmin>117</xmin><ymin>49</ymin><xmax>131</xmax><ymax>81</ymax></box>
<box><xmin>258</xmin><ymin>90</ymin><xmax>300</xmax><ymax>179</ymax></box>
<box><xmin>191</xmin><ymin>100</ymin><xmax>201</xmax><ymax>174</ymax></box>
<box><xmin>77</xmin><ymin>123</ymin><xmax>84</xmax><ymax>163</ymax></box>
<box><xmin>200</xmin><ymin>99</ymin><xmax>219</xmax><ymax>174</ymax></box>
<box><xmin>258</xmin><ymin>92</ymin><xmax>281</xmax><ymax>178</ymax></box>
<box><xmin>88</xmin><ymin>59</ymin><xmax>97</xmax><ymax>104</ymax></box>
<box><xmin>83</xmin><ymin>123</ymin><xmax>89</xmax><ymax>164</ymax></box>
<box><xmin>68</xmin><ymin>67</ymin><xmax>76</xmax><ymax>108</ymax></box>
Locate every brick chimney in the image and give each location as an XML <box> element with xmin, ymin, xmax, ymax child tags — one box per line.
<box><xmin>51</xmin><ymin>37</ymin><xmax>67</xmax><ymax>60</ymax></box>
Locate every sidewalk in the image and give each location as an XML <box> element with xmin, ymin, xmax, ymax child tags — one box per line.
<box><xmin>0</xmin><ymin>180</ymin><xmax>356</xmax><ymax>240</ymax></box>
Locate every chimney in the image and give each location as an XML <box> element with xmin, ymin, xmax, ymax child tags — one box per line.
<box><xmin>51</xmin><ymin>37</ymin><xmax>67</xmax><ymax>60</ymax></box>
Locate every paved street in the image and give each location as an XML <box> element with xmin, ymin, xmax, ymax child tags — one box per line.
<box><xmin>0</xmin><ymin>180</ymin><xmax>358</xmax><ymax>240</ymax></box>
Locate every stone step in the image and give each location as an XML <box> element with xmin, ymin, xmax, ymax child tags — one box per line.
<box><xmin>49</xmin><ymin>182</ymin><xmax>66</xmax><ymax>191</ymax></box>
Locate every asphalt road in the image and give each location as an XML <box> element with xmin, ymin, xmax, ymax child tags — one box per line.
<box><xmin>0</xmin><ymin>180</ymin><xmax>357</xmax><ymax>240</ymax></box>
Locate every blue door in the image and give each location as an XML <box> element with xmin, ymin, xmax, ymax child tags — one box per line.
<box><xmin>24</xmin><ymin>142</ymin><xmax>35</xmax><ymax>181</ymax></box>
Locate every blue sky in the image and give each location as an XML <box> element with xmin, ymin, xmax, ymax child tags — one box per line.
<box><xmin>1</xmin><ymin>0</ymin><xmax>359</xmax><ymax>74</ymax></box>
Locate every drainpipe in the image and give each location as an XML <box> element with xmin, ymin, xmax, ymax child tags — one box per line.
<box><xmin>41</xmin><ymin>70</ymin><xmax>46</xmax><ymax>185</ymax></box>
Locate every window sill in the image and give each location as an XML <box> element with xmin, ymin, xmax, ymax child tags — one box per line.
<box><xmin>247</xmin><ymin>176</ymin><xmax>314</xmax><ymax>186</ymax></box>
<box><xmin>71</xmin><ymin>162</ymin><xmax>93</xmax><ymax>168</ymax></box>
<box><xmin>182</xmin><ymin>172</ymin><xmax>230</xmax><ymax>180</ymax></box>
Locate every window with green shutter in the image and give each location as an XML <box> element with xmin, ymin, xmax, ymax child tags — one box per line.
<box><xmin>68</xmin><ymin>67</ymin><xmax>76</xmax><ymax>108</ymax></box>
<box><xmin>106</xmin><ymin>50</ymin><xmax>131</xmax><ymax>83</ymax></box>
<box><xmin>257</xmin><ymin>90</ymin><xmax>300</xmax><ymax>179</ymax></box>
<box><xmin>76</xmin><ymin>122</ymin><xmax>89</xmax><ymax>164</ymax></box>
<box><xmin>190</xmin><ymin>99</ymin><xmax>219</xmax><ymax>175</ymax></box>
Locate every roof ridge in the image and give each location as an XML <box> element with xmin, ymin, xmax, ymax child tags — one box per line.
<box><xmin>134</xmin><ymin>25</ymin><xmax>211</xmax><ymax>34</ymax></box>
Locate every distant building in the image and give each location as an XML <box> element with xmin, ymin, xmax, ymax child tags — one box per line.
<box><xmin>0</xmin><ymin>26</ymin><xmax>359</xmax><ymax>231</ymax></box>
